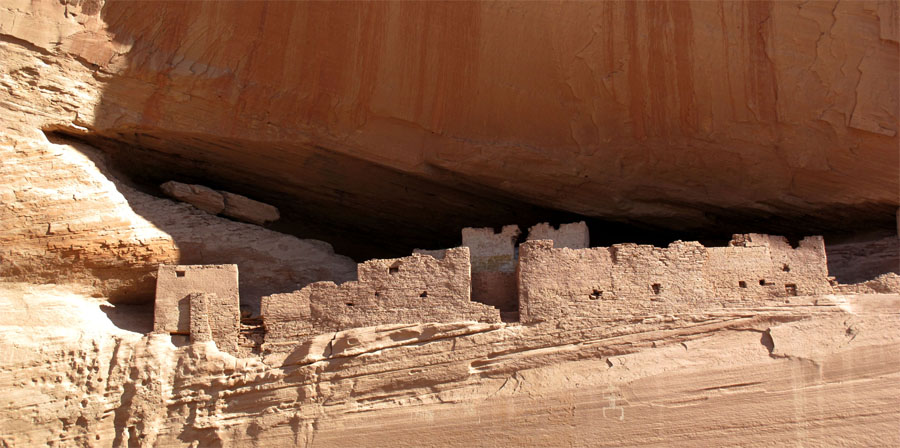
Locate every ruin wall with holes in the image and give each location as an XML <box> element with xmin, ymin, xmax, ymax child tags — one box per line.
<box><xmin>153</xmin><ymin>264</ymin><xmax>241</xmax><ymax>353</ymax></box>
<box><xmin>436</xmin><ymin>221</ymin><xmax>590</xmax><ymax>312</ymax></box>
<box><xmin>261</xmin><ymin>247</ymin><xmax>501</xmax><ymax>351</ymax></box>
<box><xmin>518</xmin><ymin>233</ymin><xmax>833</xmax><ymax>324</ymax></box>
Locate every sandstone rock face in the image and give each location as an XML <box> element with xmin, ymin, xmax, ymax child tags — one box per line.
<box><xmin>3</xmin><ymin>0</ymin><xmax>898</xmax><ymax>248</ymax></box>
<box><xmin>1</xmin><ymin>0</ymin><xmax>899</xmax><ymax>446</ymax></box>
<box><xmin>0</xmin><ymin>135</ymin><xmax>357</xmax><ymax>304</ymax></box>
<box><xmin>1</xmin><ymin>282</ymin><xmax>899</xmax><ymax>447</ymax></box>
<box><xmin>220</xmin><ymin>191</ymin><xmax>280</xmax><ymax>226</ymax></box>
<box><xmin>161</xmin><ymin>180</ymin><xmax>281</xmax><ymax>225</ymax></box>
<box><xmin>160</xmin><ymin>181</ymin><xmax>225</xmax><ymax>215</ymax></box>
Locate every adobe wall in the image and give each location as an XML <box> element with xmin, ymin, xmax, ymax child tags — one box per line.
<box><xmin>518</xmin><ymin>234</ymin><xmax>833</xmax><ymax>324</ymax></box>
<box><xmin>461</xmin><ymin>225</ymin><xmax>520</xmax><ymax>272</ymax></box>
<box><xmin>153</xmin><ymin>264</ymin><xmax>240</xmax><ymax>353</ymax></box>
<box><xmin>460</xmin><ymin>225</ymin><xmax>521</xmax><ymax>311</ymax></box>
<box><xmin>188</xmin><ymin>292</ymin><xmax>213</xmax><ymax>343</ymax></box>
<box><xmin>526</xmin><ymin>221</ymin><xmax>589</xmax><ymax>249</ymax></box>
<box><xmin>262</xmin><ymin>247</ymin><xmax>500</xmax><ymax>350</ymax></box>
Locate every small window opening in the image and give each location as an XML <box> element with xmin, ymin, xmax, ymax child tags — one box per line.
<box><xmin>738</xmin><ymin>281</ymin><xmax>747</xmax><ymax>288</ymax></box>
<box><xmin>589</xmin><ymin>289</ymin><xmax>602</xmax><ymax>300</ymax></box>
<box><xmin>784</xmin><ymin>284</ymin><xmax>798</xmax><ymax>296</ymax></box>
<box><xmin>346</xmin><ymin>303</ymin><xmax>355</xmax><ymax>307</ymax></box>
<box><xmin>759</xmin><ymin>279</ymin><xmax>767</xmax><ymax>286</ymax></box>
<box><xmin>176</xmin><ymin>270</ymin><xmax>186</xmax><ymax>278</ymax></box>
<box><xmin>389</xmin><ymin>262</ymin><xmax>400</xmax><ymax>275</ymax></box>
<box><xmin>782</xmin><ymin>264</ymin><xmax>790</xmax><ymax>272</ymax></box>
<box><xmin>420</xmin><ymin>291</ymin><xmax>428</xmax><ymax>298</ymax></box>
<box><xmin>651</xmin><ymin>283</ymin><xmax>661</xmax><ymax>295</ymax></box>
<box><xmin>374</xmin><ymin>291</ymin><xmax>381</xmax><ymax>298</ymax></box>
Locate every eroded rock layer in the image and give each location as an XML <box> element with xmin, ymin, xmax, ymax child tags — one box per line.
<box><xmin>1</xmin><ymin>0</ymin><xmax>899</xmax><ymax>446</ymax></box>
<box><xmin>1</xmin><ymin>283</ymin><xmax>898</xmax><ymax>447</ymax></box>
<box><xmin>2</xmin><ymin>0</ymin><xmax>898</xmax><ymax>252</ymax></box>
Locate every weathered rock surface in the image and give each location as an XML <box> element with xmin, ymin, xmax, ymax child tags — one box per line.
<box><xmin>1</xmin><ymin>0</ymin><xmax>898</xmax><ymax>250</ymax></box>
<box><xmin>160</xmin><ymin>181</ymin><xmax>225</xmax><ymax>215</ymax></box>
<box><xmin>0</xmin><ymin>134</ymin><xmax>356</xmax><ymax>304</ymax></box>
<box><xmin>160</xmin><ymin>180</ymin><xmax>280</xmax><ymax>226</ymax></box>
<box><xmin>1</xmin><ymin>282</ymin><xmax>898</xmax><ymax>447</ymax></box>
<box><xmin>826</xmin><ymin>235</ymin><xmax>900</xmax><ymax>284</ymax></box>
<box><xmin>1</xmin><ymin>0</ymin><xmax>899</xmax><ymax>446</ymax></box>
<box><xmin>220</xmin><ymin>190</ymin><xmax>280</xmax><ymax>226</ymax></box>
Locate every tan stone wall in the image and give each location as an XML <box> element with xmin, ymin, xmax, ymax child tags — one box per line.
<box><xmin>471</xmin><ymin>271</ymin><xmax>517</xmax><ymax>313</ymax></box>
<box><xmin>519</xmin><ymin>234</ymin><xmax>833</xmax><ymax>324</ymax></box>
<box><xmin>526</xmin><ymin>221</ymin><xmax>589</xmax><ymax>249</ymax></box>
<box><xmin>459</xmin><ymin>225</ymin><xmax>520</xmax><ymax>311</ymax></box>
<box><xmin>153</xmin><ymin>264</ymin><xmax>240</xmax><ymax>353</ymax></box>
<box><xmin>262</xmin><ymin>248</ymin><xmax>500</xmax><ymax>349</ymax></box>
<box><xmin>415</xmin><ymin>247</ymin><xmax>517</xmax><ymax>313</ymax></box>
<box><xmin>705</xmin><ymin>234</ymin><xmax>832</xmax><ymax>300</ymax></box>
<box><xmin>461</xmin><ymin>225</ymin><xmax>520</xmax><ymax>273</ymax></box>
<box><xmin>188</xmin><ymin>292</ymin><xmax>213</xmax><ymax>343</ymax></box>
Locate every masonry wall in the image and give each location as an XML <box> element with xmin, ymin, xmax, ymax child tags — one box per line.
<box><xmin>262</xmin><ymin>247</ymin><xmax>500</xmax><ymax>350</ymax></box>
<box><xmin>526</xmin><ymin>221</ymin><xmax>589</xmax><ymax>249</ymax></box>
<box><xmin>153</xmin><ymin>264</ymin><xmax>240</xmax><ymax>353</ymax></box>
<box><xmin>518</xmin><ymin>234</ymin><xmax>833</xmax><ymax>324</ymax></box>
<box><xmin>460</xmin><ymin>225</ymin><xmax>521</xmax><ymax>311</ymax></box>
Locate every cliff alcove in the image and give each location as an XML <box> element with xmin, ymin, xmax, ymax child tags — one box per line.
<box><xmin>1</xmin><ymin>0</ymin><xmax>899</xmax><ymax>446</ymax></box>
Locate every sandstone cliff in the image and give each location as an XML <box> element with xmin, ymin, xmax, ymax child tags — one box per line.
<box><xmin>2</xmin><ymin>0</ymin><xmax>898</xmax><ymax>253</ymax></box>
<box><xmin>0</xmin><ymin>0</ymin><xmax>898</xmax><ymax>446</ymax></box>
<box><xmin>2</xmin><ymin>283</ymin><xmax>899</xmax><ymax>447</ymax></box>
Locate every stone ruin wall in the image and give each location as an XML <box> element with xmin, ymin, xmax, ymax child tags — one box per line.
<box><xmin>153</xmin><ymin>264</ymin><xmax>241</xmax><ymax>353</ymax></box>
<box><xmin>151</xmin><ymin>225</ymin><xmax>839</xmax><ymax>354</ymax></box>
<box><xmin>456</xmin><ymin>221</ymin><xmax>590</xmax><ymax>312</ymax></box>
<box><xmin>518</xmin><ymin>234</ymin><xmax>834</xmax><ymax>324</ymax></box>
<box><xmin>459</xmin><ymin>225</ymin><xmax>521</xmax><ymax>312</ymax></box>
<box><xmin>525</xmin><ymin>221</ymin><xmax>590</xmax><ymax>249</ymax></box>
<box><xmin>261</xmin><ymin>247</ymin><xmax>500</xmax><ymax>351</ymax></box>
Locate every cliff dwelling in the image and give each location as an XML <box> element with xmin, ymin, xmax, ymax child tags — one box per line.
<box><xmin>1</xmin><ymin>1</ymin><xmax>899</xmax><ymax>446</ymax></box>
<box><xmin>152</xmin><ymin>223</ymin><xmax>881</xmax><ymax>361</ymax></box>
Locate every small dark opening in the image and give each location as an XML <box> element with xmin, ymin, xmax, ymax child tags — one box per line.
<box><xmin>176</xmin><ymin>270</ymin><xmax>186</xmax><ymax>277</ymax></box>
<box><xmin>589</xmin><ymin>289</ymin><xmax>602</xmax><ymax>300</ymax></box>
<box><xmin>782</xmin><ymin>264</ymin><xmax>790</xmax><ymax>272</ymax></box>
<box><xmin>785</xmin><ymin>284</ymin><xmax>798</xmax><ymax>296</ymax></box>
<box><xmin>739</xmin><ymin>281</ymin><xmax>747</xmax><ymax>288</ymax></box>
<box><xmin>420</xmin><ymin>291</ymin><xmax>428</xmax><ymax>298</ymax></box>
<box><xmin>759</xmin><ymin>279</ymin><xmax>767</xmax><ymax>286</ymax></box>
<box><xmin>786</xmin><ymin>236</ymin><xmax>802</xmax><ymax>249</ymax></box>
<box><xmin>651</xmin><ymin>283</ymin><xmax>661</xmax><ymax>295</ymax></box>
<box><xmin>346</xmin><ymin>303</ymin><xmax>355</xmax><ymax>307</ymax></box>
<box><xmin>389</xmin><ymin>262</ymin><xmax>400</xmax><ymax>275</ymax></box>
<box><xmin>374</xmin><ymin>291</ymin><xmax>380</xmax><ymax>298</ymax></box>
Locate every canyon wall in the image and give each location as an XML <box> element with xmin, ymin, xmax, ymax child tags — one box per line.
<box><xmin>1</xmin><ymin>0</ymin><xmax>899</xmax><ymax>446</ymax></box>
<box><xmin>3</xmin><ymin>0</ymin><xmax>898</xmax><ymax>256</ymax></box>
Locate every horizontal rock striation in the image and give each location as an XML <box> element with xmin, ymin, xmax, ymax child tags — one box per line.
<box><xmin>1</xmin><ymin>282</ymin><xmax>899</xmax><ymax>447</ymax></box>
<box><xmin>1</xmin><ymin>1</ymin><xmax>899</xmax><ymax>446</ymax></box>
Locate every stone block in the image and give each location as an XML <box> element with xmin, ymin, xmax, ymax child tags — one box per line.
<box><xmin>153</xmin><ymin>264</ymin><xmax>240</xmax><ymax>353</ymax></box>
